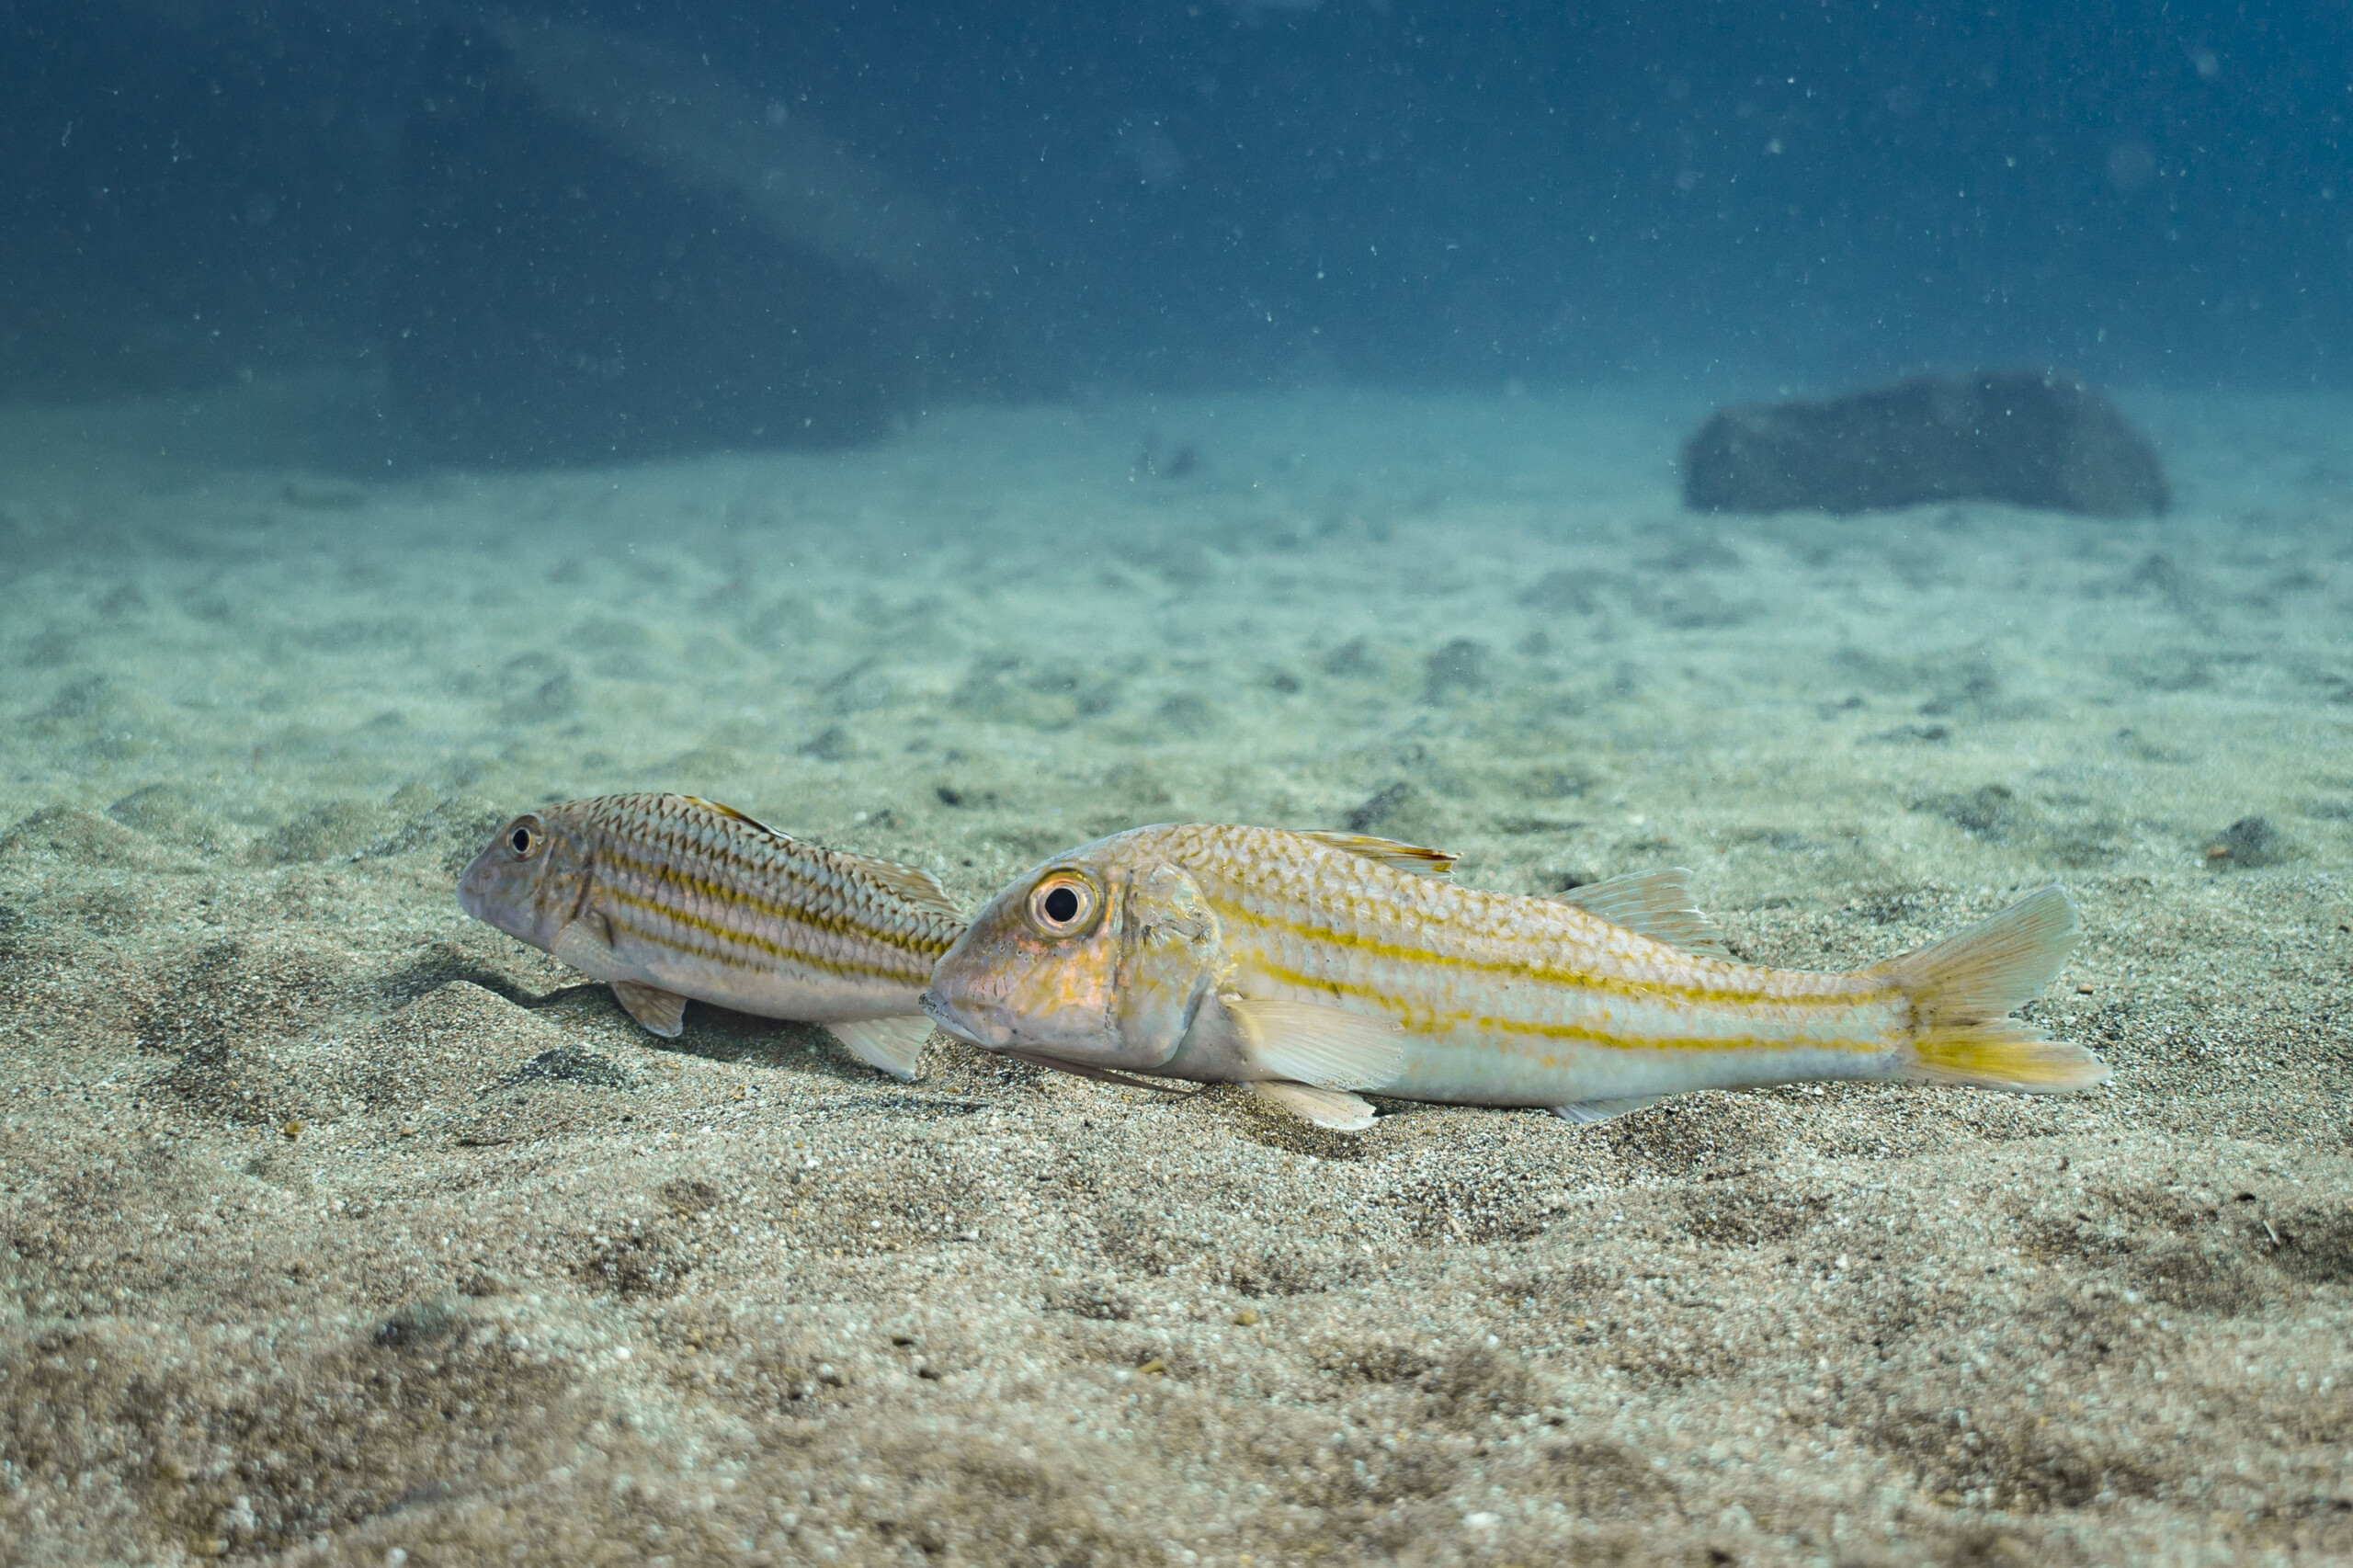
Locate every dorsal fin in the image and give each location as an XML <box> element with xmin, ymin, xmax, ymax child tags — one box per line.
<box><xmin>834</xmin><ymin>848</ymin><xmax>964</xmax><ymax>920</ymax></box>
<box><xmin>686</xmin><ymin>795</ymin><xmax>795</xmax><ymax>841</ymax></box>
<box><xmin>1557</xmin><ymin>869</ymin><xmax>1734</xmax><ymax>959</ymax></box>
<box><xmin>684</xmin><ymin>796</ymin><xmax>961</xmax><ymax>919</ymax></box>
<box><xmin>1300</xmin><ymin>830</ymin><xmax>1460</xmax><ymax>878</ymax></box>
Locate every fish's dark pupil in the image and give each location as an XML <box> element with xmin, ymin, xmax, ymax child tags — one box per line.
<box><xmin>1042</xmin><ymin>885</ymin><xmax>1080</xmax><ymax>924</ymax></box>
<box><xmin>510</xmin><ymin>827</ymin><xmax>532</xmax><ymax>855</ymax></box>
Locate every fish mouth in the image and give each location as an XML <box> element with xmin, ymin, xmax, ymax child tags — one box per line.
<box><xmin>454</xmin><ymin>850</ymin><xmax>502</xmax><ymax>923</ymax></box>
<box><xmin>455</xmin><ymin>862</ymin><xmax>489</xmax><ymax>921</ymax></box>
<box><xmin>920</xmin><ymin>989</ymin><xmax>1007</xmax><ymax>1050</ymax></box>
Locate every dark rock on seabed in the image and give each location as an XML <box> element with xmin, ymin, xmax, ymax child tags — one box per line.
<box><xmin>1682</xmin><ymin>370</ymin><xmax>2170</xmax><ymax>517</ymax></box>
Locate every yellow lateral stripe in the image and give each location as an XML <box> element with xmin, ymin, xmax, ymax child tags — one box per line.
<box><xmin>602</xmin><ymin>833</ymin><xmax>927</xmax><ymax>942</ymax></box>
<box><xmin>1244</xmin><ymin>958</ymin><xmax>1891</xmax><ymax>1055</ymax></box>
<box><xmin>597</xmin><ymin>841</ymin><xmax>957</xmax><ymax>959</ymax></box>
<box><xmin>606</xmin><ymin>903</ymin><xmax>930</xmax><ymax>986</ymax></box>
<box><xmin>604</xmin><ymin>889</ymin><xmax>934</xmax><ymax>985</ymax></box>
<box><xmin>1430</xmin><ymin>1009</ymin><xmax>1888</xmax><ymax>1055</ymax></box>
<box><xmin>603</xmin><ymin>910</ymin><xmax>769</xmax><ymax>973</ymax></box>
<box><xmin>1212</xmin><ymin>894</ymin><xmax>1884</xmax><ymax>1010</ymax></box>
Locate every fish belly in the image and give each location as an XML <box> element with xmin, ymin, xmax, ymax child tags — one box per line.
<box><xmin>623</xmin><ymin>938</ymin><xmax>924</xmax><ymax>1025</ymax></box>
<box><xmin>1383</xmin><ymin>1028</ymin><xmax>1901</xmax><ymax>1108</ymax></box>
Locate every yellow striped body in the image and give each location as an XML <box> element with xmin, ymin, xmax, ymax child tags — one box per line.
<box><xmin>922</xmin><ymin>822</ymin><xmax>2098</xmax><ymax>1116</ymax></box>
<box><xmin>459</xmin><ymin>793</ymin><xmax>961</xmax><ymax>1024</ymax></box>
<box><xmin>1148</xmin><ymin>825</ymin><xmax>1904</xmax><ymax>1105</ymax></box>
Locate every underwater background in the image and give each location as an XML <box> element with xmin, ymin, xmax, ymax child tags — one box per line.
<box><xmin>2</xmin><ymin>4</ymin><xmax>2348</xmax><ymax>1565</ymax></box>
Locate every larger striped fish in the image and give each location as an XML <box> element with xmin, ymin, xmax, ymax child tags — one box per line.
<box><xmin>919</xmin><ymin>824</ymin><xmax>2106</xmax><ymax>1130</ymax></box>
<box><xmin>457</xmin><ymin>793</ymin><xmax>961</xmax><ymax>1078</ymax></box>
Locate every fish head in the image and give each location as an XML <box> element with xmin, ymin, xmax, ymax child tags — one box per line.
<box><xmin>457</xmin><ymin>807</ymin><xmax>590</xmax><ymax>950</ymax></box>
<box><xmin>922</xmin><ymin>844</ymin><xmax>1220</xmax><ymax>1072</ymax></box>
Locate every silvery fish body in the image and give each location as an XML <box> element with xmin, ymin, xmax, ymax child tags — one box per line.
<box><xmin>920</xmin><ymin>823</ymin><xmax>2106</xmax><ymax>1130</ymax></box>
<box><xmin>458</xmin><ymin>793</ymin><xmax>961</xmax><ymax>1078</ymax></box>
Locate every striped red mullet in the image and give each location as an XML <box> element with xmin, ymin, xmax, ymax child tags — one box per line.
<box><xmin>459</xmin><ymin>793</ymin><xmax>962</xmax><ymax>1079</ymax></box>
<box><xmin>921</xmin><ymin>823</ymin><xmax>2106</xmax><ymax>1130</ymax></box>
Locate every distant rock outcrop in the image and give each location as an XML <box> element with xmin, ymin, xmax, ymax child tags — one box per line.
<box><xmin>1681</xmin><ymin>371</ymin><xmax>2169</xmax><ymax>517</ymax></box>
<box><xmin>385</xmin><ymin>19</ymin><xmax>1004</xmax><ymax>465</ymax></box>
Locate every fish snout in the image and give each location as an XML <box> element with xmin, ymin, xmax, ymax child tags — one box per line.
<box><xmin>454</xmin><ymin>852</ymin><xmax>494</xmax><ymax>920</ymax></box>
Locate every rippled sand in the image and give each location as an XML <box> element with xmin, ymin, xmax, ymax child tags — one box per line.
<box><xmin>2</xmin><ymin>382</ymin><xmax>2348</xmax><ymax>1566</ymax></box>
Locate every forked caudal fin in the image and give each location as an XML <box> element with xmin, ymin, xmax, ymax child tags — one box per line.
<box><xmin>1879</xmin><ymin>885</ymin><xmax>2109</xmax><ymax>1093</ymax></box>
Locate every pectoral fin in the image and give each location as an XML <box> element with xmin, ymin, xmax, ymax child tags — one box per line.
<box><xmin>550</xmin><ymin>913</ymin><xmax>620</xmax><ymax>977</ymax></box>
<box><xmin>826</xmin><ymin>1016</ymin><xmax>935</xmax><ymax>1081</ymax></box>
<box><xmin>1551</xmin><ymin>1094</ymin><xmax>1666</xmax><ymax>1125</ymax></box>
<box><xmin>609</xmin><ymin>980</ymin><xmax>688</xmax><ymax>1038</ymax></box>
<box><xmin>1224</xmin><ymin>994</ymin><xmax>1404</xmax><ymax>1089</ymax></box>
<box><xmin>1557</xmin><ymin>869</ymin><xmax>1734</xmax><ymax>959</ymax></box>
<box><xmin>1251</xmin><ymin>1081</ymin><xmax>1379</xmax><ymax>1131</ymax></box>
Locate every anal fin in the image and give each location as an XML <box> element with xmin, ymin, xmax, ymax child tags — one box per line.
<box><xmin>1251</xmin><ymin>1081</ymin><xmax>1379</xmax><ymax>1131</ymax></box>
<box><xmin>610</xmin><ymin>980</ymin><xmax>688</xmax><ymax>1038</ymax></box>
<box><xmin>1224</xmin><ymin>994</ymin><xmax>1404</xmax><ymax>1089</ymax></box>
<box><xmin>826</xmin><ymin>1015</ymin><xmax>935</xmax><ymax>1081</ymax></box>
<box><xmin>1552</xmin><ymin>1094</ymin><xmax>1666</xmax><ymax>1125</ymax></box>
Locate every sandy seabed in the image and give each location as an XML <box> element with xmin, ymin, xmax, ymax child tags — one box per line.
<box><xmin>1</xmin><ymin>381</ymin><xmax>2348</xmax><ymax>1567</ymax></box>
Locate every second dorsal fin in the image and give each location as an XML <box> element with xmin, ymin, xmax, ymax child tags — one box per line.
<box><xmin>834</xmin><ymin>848</ymin><xmax>964</xmax><ymax>920</ymax></box>
<box><xmin>1300</xmin><ymin>830</ymin><xmax>1460</xmax><ymax>878</ymax></box>
<box><xmin>1558</xmin><ymin>869</ymin><xmax>1734</xmax><ymax>960</ymax></box>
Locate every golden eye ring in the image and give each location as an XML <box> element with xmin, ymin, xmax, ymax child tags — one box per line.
<box><xmin>1025</xmin><ymin>869</ymin><xmax>1102</xmax><ymax>938</ymax></box>
<box><xmin>505</xmin><ymin>816</ymin><xmax>547</xmax><ymax>860</ymax></box>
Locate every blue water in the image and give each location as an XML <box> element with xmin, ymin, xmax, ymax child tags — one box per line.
<box><xmin>4</xmin><ymin>2</ymin><xmax>2347</xmax><ymax>450</ymax></box>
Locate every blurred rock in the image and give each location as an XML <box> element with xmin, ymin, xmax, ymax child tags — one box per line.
<box><xmin>385</xmin><ymin>19</ymin><xmax>1002</xmax><ymax>465</ymax></box>
<box><xmin>2203</xmin><ymin>815</ymin><xmax>2289</xmax><ymax>868</ymax></box>
<box><xmin>1682</xmin><ymin>371</ymin><xmax>2168</xmax><ymax>517</ymax></box>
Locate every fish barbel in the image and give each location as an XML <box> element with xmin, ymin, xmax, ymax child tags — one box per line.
<box><xmin>457</xmin><ymin>792</ymin><xmax>961</xmax><ymax>1078</ymax></box>
<box><xmin>920</xmin><ymin>823</ymin><xmax>2106</xmax><ymax>1130</ymax></box>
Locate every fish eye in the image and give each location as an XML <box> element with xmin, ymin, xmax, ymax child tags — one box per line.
<box><xmin>1025</xmin><ymin>869</ymin><xmax>1101</xmax><ymax>938</ymax></box>
<box><xmin>505</xmin><ymin>816</ymin><xmax>546</xmax><ymax>860</ymax></box>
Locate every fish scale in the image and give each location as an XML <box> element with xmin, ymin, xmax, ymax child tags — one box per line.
<box><xmin>459</xmin><ymin>792</ymin><xmax>961</xmax><ymax>1079</ymax></box>
<box><xmin>1169</xmin><ymin>824</ymin><xmax>1903</xmax><ymax>1096</ymax></box>
<box><xmin>575</xmin><ymin>800</ymin><xmax>951</xmax><ymax>985</ymax></box>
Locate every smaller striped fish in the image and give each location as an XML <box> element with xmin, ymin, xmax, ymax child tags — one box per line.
<box><xmin>457</xmin><ymin>793</ymin><xmax>961</xmax><ymax>1078</ymax></box>
<box><xmin>920</xmin><ymin>824</ymin><xmax>2107</xmax><ymax>1130</ymax></box>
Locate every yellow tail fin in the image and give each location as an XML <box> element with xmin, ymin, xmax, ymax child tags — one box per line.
<box><xmin>1880</xmin><ymin>885</ymin><xmax>2109</xmax><ymax>1093</ymax></box>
